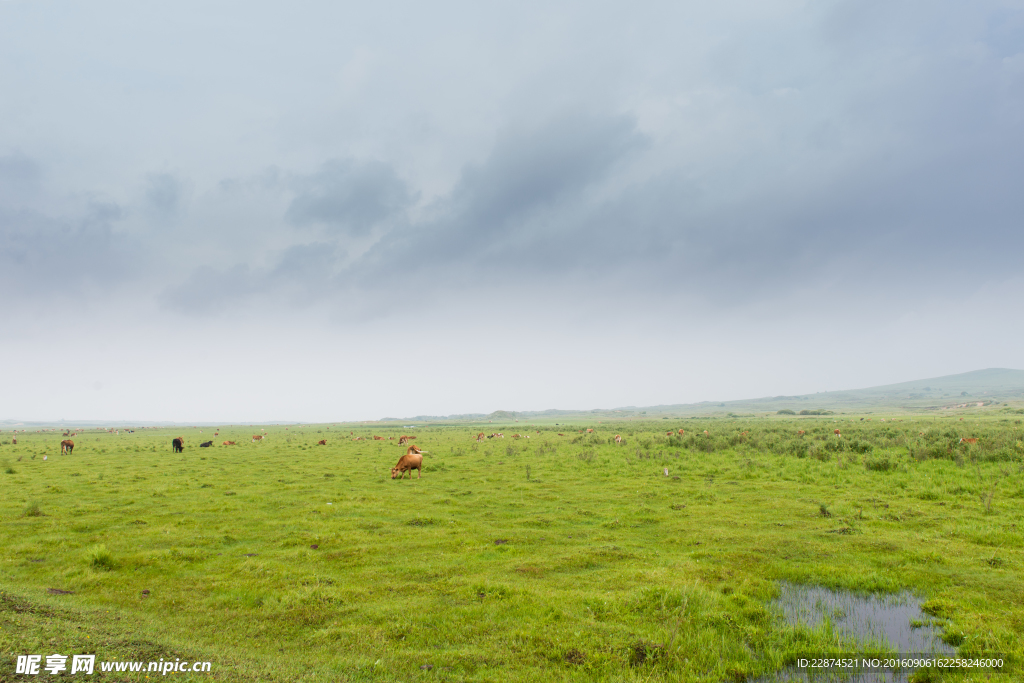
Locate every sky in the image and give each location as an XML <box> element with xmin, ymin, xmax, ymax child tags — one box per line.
<box><xmin>2</xmin><ymin>0</ymin><xmax>1023</xmax><ymax>422</ymax></box>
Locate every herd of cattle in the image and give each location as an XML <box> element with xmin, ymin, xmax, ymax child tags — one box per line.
<box><xmin>30</xmin><ymin>425</ymin><xmax>987</xmax><ymax>483</ymax></box>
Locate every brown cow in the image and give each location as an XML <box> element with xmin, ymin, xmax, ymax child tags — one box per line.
<box><xmin>614</xmin><ymin>434</ymin><xmax>623</xmax><ymax>444</ymax></box>
<box><xmin>834</xmin><ymin>429</ymin><xmax>841</xmax><ymax>436</ymax></box>
<box><xmin>392</xmin><ymin>445</ymin><xmax>426</xmax><ymax>479</ymax></box>
<box><xmin>60</xmin><ymin>440</ymin><xmax>74</xmax><ymax>455</ymax></box>
<box><xmin>959</xmin><ymin>437</ymin><xmax>978</xmax><ymax>445</ymax></box>
<box><xmin>399</xmin><ymin>435</ymin><xmax>415</xmax><ymax>445</ymax></box>
<box><xmin>373</xmin><ymin>436</ymin><xmax>384</xmax><ymax>440</ymax></box>
<box><xmin>703</xmin><ymin>430</ymin><xmax>709</xmax><ymax>436</ymax></box>
<box><xmin>678</xmin><ymin>429</ymin><xmax>684</xmax><ymax>435</ymax></box>
<box><xmin>223</xmin><ymin>441</ymin><xmax>236</xmax><ymax>445</ymax></box>
<box><xmin>797</xmin><ymin>430</ymin><xmax>806</xmax><ymax>436</ymax></box>
<box><xmin>666</xmin><ymin>431</ymin><xmax>673</xmax><ymax>436</ymax></box>
<box><xmin>318</xmin><ymin>439</ymin><xmax>327</xmax><ymax>445</ymax></box>
<box><xmin>512</xmin><ymin>434</ymin><xmax>521</xmax><ymax>439</ymax></box>
<box><xmin>558</xmin><ymin>433</ymin><xmax>565</xmax><ymax>436</ymax></box>
<box><xmin>586</xmin><ymin>428</ymin><xmax>593</xmax><ymax>433</ymax></box>
<box><xmin>476</xmin><ymin>432</ymin><xmax>485</xmax><ymax>441</ymax></box>
<box><xmin>252</xmin><ymin>434</ymin><xmax>264</xmax><ymax>443</ymax></box>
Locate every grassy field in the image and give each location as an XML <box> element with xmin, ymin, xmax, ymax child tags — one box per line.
<box><xmin>0</xmin><ymin>416</ymin><xmax>1021</xmax><ymax>681</ymax></box>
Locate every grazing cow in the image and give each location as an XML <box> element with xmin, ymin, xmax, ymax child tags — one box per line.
<box><xmin>587</xmin><ymin>429</ymin><xmax>593</xmax><ymax>433</ymax></box>
<box><xmin>252</xmin><ymin>434</ymin><xmax>264</xmax><ymax>443</ymax></box>
<box><xmin>392</xmin><ymin>445</ymin><xmax>426</xmax><ymax>480</ymax></box>
<box><xmin>200</xmin><ymin>441</ymin><xmax>213</xmax><ymax>448</ymax></box>
<box><xmin>399</xmin><ymin>435</ymin><xmax>415</xmax><ymax>445</ymax></box>
<box><xmin>223</xmin><ymin>441</ymin><xmax>236</xmax><ymax>445</ymax></box>
<box><xmin>703</xmin><ymin>430</ymin><xmax>709</xmax><ymax>436</ymax></box>
<box><xmin>614</xmin><ymin>434</ymin><xmax>623</xmax><ymax>444</ymax></box>
<box><xmin>512</xmin><ymin>434</ymin><xmax>521</xmax><ymax>439</ymax></box>
<box><xmin>172</xmin><ymin>437</ymin><xmax>184</xmax><ymax>453</ymax></box>
<box><xmin>373</xmin><ymin>436</ymin><xmax>384</xmax><ymax>440</ymax></box>
<box><xmin>318</xmin><ymin>439</ymin><xmax>326</xmax><ymax>445</ymax></box>
<box><xmin>558</xmin><ymin>433</ymin><xmax>565</xmax><ymax>437</ymax></box>
<box><xmin>60</xmin><ymin>440</ymin><xmax>74</xmax><ymax>455</ymax></box>
<box><xmin>834</xmin><ymin>429</ymin><xmax>841</xmax><ymax>436</ymax></box>
<box><xmin>797</xmin><ymin>430</ymin><xmax>806</xmax><ymax>436</ymax></box>
<box><xmin>476</xmin><ymin>432</ymin><xmax>485</xmax><ymax>441</ymax></box>
<box><xmin>667</xmin><ymin>431</ymin><xmax>673</xmax><ymax>436</ymax></box>
<box><xmin>678</xmin><ymin>429</ymin><xmax>684</xmax><ymax>435</ymax></box>
<box><xmin>959</xmin><ymin>437</ymin><xmax>978</xmax><ymax>445</ymax></box>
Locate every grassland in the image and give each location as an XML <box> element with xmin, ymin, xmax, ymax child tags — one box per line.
<box><xmin>0</xmin><ymin>416</ymin><xmax>1021</xmax><ymax>681</ymax></box>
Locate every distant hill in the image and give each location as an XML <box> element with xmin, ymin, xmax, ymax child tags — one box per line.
<box><xmin>636</xmin><ymin>367</ymin><xmax>1024</xmax><ymax>416</ymax></box>
<box><xmin>391</xmin><ymin>368</ymin><xmax>1024</xmax><ymax>422</ymax></box>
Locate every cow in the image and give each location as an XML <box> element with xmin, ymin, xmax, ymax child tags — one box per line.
<box><xmin>200</xmin><ymin>441</ymin><xmax>213</xmax><ymax>447</ymax></box>
<box><xmin>60</xmin><ymin>440</ymin><xmax>74</xmax><ymax>455</ymax></box>
<box><xmin>373</xmin><ymin>436</ymin><xmax>384</xmax><ymax>440</ymax></box>
<box><xmin>678</xmin><ymin>429</ymin><xmax>684</xmax><ymax>435</ymax></box>
<box><xmin>252</xmin><ymin>435</ymin><xmax>264</xmax><ymax>443</ymax></box>
<box><xmin>353</xmin><ymin>437</ymin><xmax>363</xmax><ymax>441</ymax></box>
<box><xmin>959</xmin><ymin>437</ymin><xmax>978</xmax><ymax>445</ymax></box>
<box><xmin>223</xmin><ymin>441</ymin><xmax>236</xmax><ymax>445</ymax></box>
<box><xmin>558</xmin><ymin>433</ymin><xmax>565</xmax><ymax>436</ymax></box>
<box><xmin>399</xmin><ymin>435</ymin><xmax>415</xmax><ymax>445</ymax></box>
<box><xmin>703</xmin><ymin>430</ymin><xmax>709</xmax><ymax>436</ymax></box>
<box><xmin>512</xmin><ymin>434</ymin><xmax>521</xmax><ymax>439</ymax></box>
<box><xmin>666</xmin><ymin>431</ymin><xmax>673</xmax><ymax>436</ymax></box>
<box><xmin>614</xmin><ymin>434</ymin><xmax>623</xmax><ymax>444</ymax></box>
<box><xmin>797</xmin><ymin>430</ymin><xmax>806</xmax><ymax>436</ymax></box>
<box><xmin>172</xmin><ymin>437</ymin><xmax>185</xmax><ymax>453</ymax></box>
<box><xmin>834</xmin><ymin>429</ymin><xmax>841</xmax><ymax>436</ymax></box>
<box><xmin>318</xmin><ymin>439</ymin><xmax>327</xmax><ymax>445</ymax></box>
<box><xmin>476</xmin><ymin>433</ymin><xmax>485</xmax><ymax>442</ymax></box>
<box><xmin>586</xmin><ymin>429</ymin><xmax>593</xmax><ymax>433</ymax></box>
<box><xmin>392</xmin><ymin>445</ymin><xmax>426</xmax><ymax>480</ymax></box>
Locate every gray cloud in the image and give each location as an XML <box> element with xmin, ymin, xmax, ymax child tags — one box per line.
<box><xmin>0</xmin><ymin>197</ymin><xmax>138</xmax><ymax>301</ymax></box>
<box><xmin>285</xmin><ymin>160</ymin><xmax>413</xmax><ymax>236</ymax></box>
<box><xmin>143</xmin><ymin>172</ymin><xmax>184</xmax><ymax>223</ymax></box>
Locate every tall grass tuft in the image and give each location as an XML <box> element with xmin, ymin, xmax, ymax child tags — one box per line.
<box><xmin>22</xmin><ymin>501</ymin><xmax>43</xmax><ymax>517</ymax></box>
<box><xmin>87</xmin><ymin>544</ymin><xmax>117</xmax><ymax>571</ymax></box>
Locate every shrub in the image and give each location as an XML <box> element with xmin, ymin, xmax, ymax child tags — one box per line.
<box><xmin>776</xmin><ymin>409</ymin><xmax>795</xmax><ymax>415</ymax></box>
<box><xmin>865</xmin><ymin>455</ymin><xmax>893</xmax><ymax>471</ymax></box>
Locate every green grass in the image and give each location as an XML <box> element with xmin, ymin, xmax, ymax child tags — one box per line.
<box><xmin>0</xmin><ymin>418</ymin><xmax>1021</xmax><ymax>681</ymax></box>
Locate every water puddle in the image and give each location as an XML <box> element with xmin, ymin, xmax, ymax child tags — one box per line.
<box><xmin>755</xmin><ymin>582</ymin><xmax>955</xmax><ymax>683</ymax></box>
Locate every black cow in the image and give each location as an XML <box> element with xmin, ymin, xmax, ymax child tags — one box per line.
<box><xmin>200</xmin><ymin>441</ymin><xmax>213</xmax><ymax>448</ymax></box>
<box><xmin>172</xmin><ymin>437</ymin><xmax>184</xmax><ymax>453</ymax></box>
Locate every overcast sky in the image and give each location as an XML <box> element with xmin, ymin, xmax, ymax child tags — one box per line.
<box><xmin>2</xmin><ymin>0</ymin><xmax>1023</xmax><ymax>422</ymax></box>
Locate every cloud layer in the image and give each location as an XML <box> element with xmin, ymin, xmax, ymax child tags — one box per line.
<box><xmin>1</xmin><ymin>0</ymin><xmax>1023</xmax><ymax>419</ymax></box>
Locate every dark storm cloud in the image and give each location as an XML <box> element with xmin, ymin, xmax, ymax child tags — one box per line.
<box><xmin>285</xmin><ymin>160</ymin><xmax>414</xmax><ymax>236</ymax></box>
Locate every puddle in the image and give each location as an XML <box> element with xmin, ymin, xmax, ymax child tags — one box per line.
<box><xmin>755</xmin><ymin>583</ymin><xmax>955</xmax><ymax>683</ymax></box>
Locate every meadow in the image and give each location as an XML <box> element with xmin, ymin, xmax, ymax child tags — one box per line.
<box><xmin>0</xmin><ymin>415</ymin><xmax>1021</xmax><ymax>681</ymax></box>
